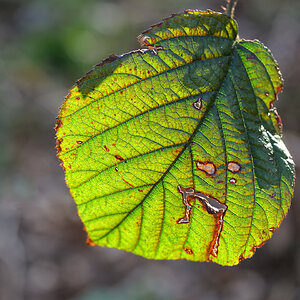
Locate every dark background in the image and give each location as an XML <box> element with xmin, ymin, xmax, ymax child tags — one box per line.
<box><xmin>0</xmin><ymin>0</ymin><xmax>299</xmax><ymax>299</ymax></box>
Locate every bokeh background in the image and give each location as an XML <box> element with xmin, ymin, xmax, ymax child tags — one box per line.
<box><xmin>0</xmin><ymin>0</ymin><xmax>300</xmax><ymax>299</ymax></box>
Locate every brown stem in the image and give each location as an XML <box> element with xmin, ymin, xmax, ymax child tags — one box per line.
<box><xmin>225</xmin><ymin>0</ymin><xmax>238</xmax><ymax>18</ymax></box>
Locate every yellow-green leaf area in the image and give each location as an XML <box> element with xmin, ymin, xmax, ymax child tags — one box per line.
<box><xmin>56</xmin><ymin>10</ymin><xmax>295</xmax><ymax>266</ymax></box>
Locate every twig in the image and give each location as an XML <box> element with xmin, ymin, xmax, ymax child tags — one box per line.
<box><xmin>225</xmin><ymin>0</ymin><xmax>238</xmax><ymax>18</ymax></box>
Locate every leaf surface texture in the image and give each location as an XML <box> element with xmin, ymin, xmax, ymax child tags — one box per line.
<box><xmin>56</xmin><ymin>10</ymin><xmax>295</xmax><ymax>265</ymax></box>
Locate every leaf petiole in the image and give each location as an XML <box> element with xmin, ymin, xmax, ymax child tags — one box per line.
<box><xmin>225</xmin><ymin>0</ymin><xmax>238</xmax><ymax>18</ymax></box>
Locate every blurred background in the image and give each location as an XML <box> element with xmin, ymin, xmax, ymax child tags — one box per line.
<box><xmin>0</xmin><ymin>0</ymin><xmax>299</xmax><ymax>299</ymax></box>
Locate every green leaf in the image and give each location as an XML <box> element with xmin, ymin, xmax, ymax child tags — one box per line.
<box><xmin>56</xmin><ymin>10</ymin><xmax>295</xmax><ymax>266</ymax></box>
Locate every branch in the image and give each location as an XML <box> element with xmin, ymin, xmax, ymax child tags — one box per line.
<box><xmin>225</xmin><ymin>0</ymin><xmax>238</xmax><ymax>18</ymax></box>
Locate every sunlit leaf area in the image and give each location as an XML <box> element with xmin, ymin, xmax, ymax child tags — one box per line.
<box><xmin>57</xmin><ymin>10</ymin><xmax>294</xmax><ymax>266</ymax></box>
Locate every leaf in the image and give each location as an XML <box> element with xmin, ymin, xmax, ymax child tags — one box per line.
<box><xmin>56</xmin><ymin>10</ymin><xmax>295</xmax><ymax>266</ymax></box>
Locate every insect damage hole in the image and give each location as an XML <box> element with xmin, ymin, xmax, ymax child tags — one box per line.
<box><xmin>177</xmin><ymin>185</ymin><xmax>227</xmax><ymax>257</ymax></box>
<box><xmin>192</xmin><ymin>97</ymin><xmax>202</xmax><ymax>110</ymax></box>
<box><xmin>227</xmin><ymin>161</ymin><xmax>241</xmax><ymax>173</ymax></box>
<box><xmin>229</xmin><ymin>178</ymin><xmax>237</xmax><ymax>184</ymax></box>
<box><xmin>177</xmin><ymin>185</ymin><xmax>194</xmax><ymax>224</ymax></box>
<box><xmin>195</xmin><ymin>161</ymin><xmax>216</xmax><ymax>176</ymax></box>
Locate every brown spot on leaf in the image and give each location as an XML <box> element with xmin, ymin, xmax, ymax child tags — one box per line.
<box><xmin>227</xmin><ymin>161</ymin><xmax>241</xmax><ymax>173</ymax></box>
<box><xmin>229</xmin><ymin>178</ymin><xmax>237</xmax><ymax>184</ymax></box>
<box><xmin>276</xmin><ymin>84</ymin><xmax>283</xmax><ymax>95</ymax></box>
<box><xmin>177</xmin><ymin>185</ymin><xmax>227</xmax><ymax>258</ymax></box>
<box><xmin>104</xmin><ymin>145</ymin><xmax>110</xmax><ymax>152</ymax></box>
<box><xmin>184</xmin><ymin>248</ymin><xmax>194</xmax><ymax>255</ymax></box>
<box><xmin>138</xmin><ymin>189</ymin><xmax>143</xmax><ymax>192</ymax></box>
<box><xmin>195</xmin><ymin>161</ymin><xmax>216</xmax><ymax>176</ymax></box>
<box><xmin>239</xmin><ymin>252</ymin><xmax>245</xmax><ymax>262</ymax></box>
<box><xmin>122</xmin><ymin>178</ymin><xmax>134</xmax><ymax>187</ymax></box>
<box><xmin>56</xmin><ymin>138</ymin><xmax>63</xmax><ymax>152</ymax></box>
<box><xmin>55</xmin><ymin>118</ymin><xmax>62</xmax><ymax>131</ymax></box>
<box><xmin>60</xmin><ymin>162</ymin><xmax>66</xmax><ymax>172</ymax></box>
<box><xmin>76</xmin><ymin>141</ymin><xmax>83</xmax><ymax>145</ymax></box>
<box><xmin>207</xmin><ymin>208</ymin><xmax>227</xmax><ymax>258</ymax></box>
<box><xmin>70</xmin><ymin>152</ymin><xmax>77</xmax><ymax>160</ymax></box>
<box><xmin>65</xmin><ymin>93</ymin><xmax>72</xmax><ymax>100</ymax></box>
<box><xmin>269</xmin><ymin>227</ymin><xmax>276</xmax><ymax>233</ymax></box>
<box><xmin>115</xmin><ymin>167</ymin><xmax>119</xmax><ymax>172</ymax></box>
<box><xmin>115</xmin><ymin>155</ymin><xmax>124</xmax><ymax>161</ymax></box>
<box><xmin>147</xmin><ymin>45</ymin><xmax>164</xmax><ymax>55</ymax></box>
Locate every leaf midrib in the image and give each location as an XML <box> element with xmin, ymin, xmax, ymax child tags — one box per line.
<box><xmin>91</xmin><ymin>43</ymin><xmax>238</xmax><ymax>243</ymax></box>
